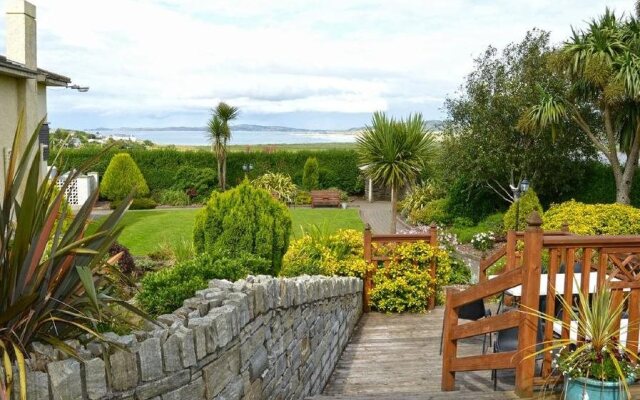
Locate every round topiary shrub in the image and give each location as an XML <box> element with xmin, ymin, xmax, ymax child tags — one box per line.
<box><xmin>193</xmin><ymin>181</ymin><xmax>292</xmax><ymax>274</ymax></box>
<box><xmin>503</xmin><ymin>189</ymin><xmax>543</xmax><ymax>231</ymax></box>
<box><xmin>100</xmin><ymin>153</ymin><xmax>150</xmax><ymax>201</ymax></box>
<box><xmin>544</xmin><ymin>200</ymin><xmax>640</xmax><ymax>235</ymax></box>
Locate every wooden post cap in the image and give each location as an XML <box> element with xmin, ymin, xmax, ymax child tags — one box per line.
<box><xmin>364</xmin><ymin>223</ymin><xmax>371</xmax><ymax>231</ymax></box>
<box><xmin>526</xmin><ymin>211</ymin><xmax>543</xmax><ymax>227</ymax></box>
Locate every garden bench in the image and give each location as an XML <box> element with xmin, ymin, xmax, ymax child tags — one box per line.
<box><xmin>310</xmin><ymin>190</ymin><xmax>341</xmax><ymax>208</ymax></box>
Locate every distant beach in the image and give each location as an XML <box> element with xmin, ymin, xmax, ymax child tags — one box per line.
<box><xmin>88</xmin><ymin>129</ymin><xmax>359</xmax><ymax>146</ymax></box>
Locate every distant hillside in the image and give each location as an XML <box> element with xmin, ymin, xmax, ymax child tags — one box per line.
<box><xmin>92</xmin><ymin>124</ymin><xmax>319</xmax><ymax>132</ymax></box>
<box><xmin>90</xmin><ymin>120</ymin><xmax>444</xmax><ymax>133</ymax></box>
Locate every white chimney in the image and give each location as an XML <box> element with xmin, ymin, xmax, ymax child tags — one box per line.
<box><xmin>6</xmin><ymin>0</ymin><xmax>37</xmax><ymax>69</ymax></box>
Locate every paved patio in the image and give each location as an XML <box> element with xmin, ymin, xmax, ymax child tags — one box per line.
<box><xmin>352</xmin><ymin>200</ymin><xmax>411</xmax><ymax>234</ymax></box>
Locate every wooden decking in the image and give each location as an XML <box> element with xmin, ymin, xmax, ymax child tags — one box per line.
<box><xmin>310</xmin><ymin>309</ymin><xmax>519</xmax><ymax>400</ymax></box>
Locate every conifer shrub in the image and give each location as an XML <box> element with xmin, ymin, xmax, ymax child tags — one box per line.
<box><xmin>302</xmin><ymin>157</ymin><xmax>320</xmax><ymax>190</ymax></box>
<box><xmin>100</xmin><ymin>153</ymin><xmax>150</xmax><ymax>200</ymax></box>
<box><xmin>193</xmin><ymin>181</ymin><xmax>292</xmax><ymax>274</ymax></box>
<box><xmin>503</xmin><ymin>189</ymin><xmax>544</xmax><ymax>231</ymax></box>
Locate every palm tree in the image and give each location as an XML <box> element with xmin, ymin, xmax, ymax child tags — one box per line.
<box><xmin>207</xmin><ymin>102</ymin><xmax>239</xmax><ymax>190</ymax></box>
<box><xmin>519</xmin><ymin>9</ymin><xmax>640</xmax><ymax>204</ymax></box>
<box><xmin>357</xmin><ymin>112</ymin><xmax>436</xmax><ymax>233</ymax></box>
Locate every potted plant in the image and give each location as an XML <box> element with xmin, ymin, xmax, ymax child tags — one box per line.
<box><xmin>340</xmin><ymin>190</ymin><xmax>349</xmax><ymax>209</ymax></box>
<box><xmin>527</xmin><ymin>286</ymin><xmax>639</xmax><ymax>400</ymax></box>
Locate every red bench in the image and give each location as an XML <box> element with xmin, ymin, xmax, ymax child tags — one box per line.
<box><xmin>310</xmin><ymin>190</ymin><xmax>341</xmax><ymax>208</ymax></box>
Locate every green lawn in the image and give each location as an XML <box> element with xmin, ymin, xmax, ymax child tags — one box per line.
<box><xmin>110</xmin><ymin>207</ymin><xmax>363</xmax><ymax>255</ymax></box>
<box><xmin>289</xmin><ymin>208</ymin><xmax>364</xmax><ymax>238</ymax></box>
<box><xmin>114</xmin><ymin>209</ymin><xmax>198</xmax><ymax>255</ymax></box>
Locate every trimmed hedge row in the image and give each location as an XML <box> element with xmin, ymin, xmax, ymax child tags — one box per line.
<box><xmin>55</xmin><ymin>148</ymin><xmax>364</xmax><ymax>194</ymax></box>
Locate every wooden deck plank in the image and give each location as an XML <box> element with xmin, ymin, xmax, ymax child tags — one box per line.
<box><xmin>320</xmin><ymin>309</ymin><xmax>517</xmax><ymax>397</ymax></box>
<box><xmin>316</xmin><ymin>309</ymin><xmax>640</xmax><ymax>399</ymax></box>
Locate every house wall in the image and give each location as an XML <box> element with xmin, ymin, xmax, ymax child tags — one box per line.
<box><xmin>37</xmin><ymin>81</ymin><xmax>47</xmax><ymax>121</ymax></box>
<box><xmin>20</xmin><ymin>275</ymin><xmax>363</xmax><ymax>400</ymax></box>
<box><xmin>0</xmin><ymin>74</ymin><xmax>20</xmax><ymax>152</ymax></box>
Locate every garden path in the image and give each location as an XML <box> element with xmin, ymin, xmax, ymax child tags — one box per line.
<box><xmin>309</xmin><ymin>310</ymin><xmax>519</xmax><ymax>400</ymax></box>
<box><xmin>353</xmin><ymin>200</ymin><xmax>411</xmax><ymax>234</ymax></box>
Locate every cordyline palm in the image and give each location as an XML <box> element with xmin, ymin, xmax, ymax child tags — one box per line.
<box><xmin>207</xmin><ymin>102</ymin><xmax>239</xmax><ymax>191</ymax></box>
<box><xmin>519</xmin><ymin>9</ymin><xmax>640</xmax><ymax>204</ymax></box>
<box><xmin>0</xmin><ymin>116</ymin><xmax>145</xmax><ymax>399</ymax></box>
<box><xmin>357</xmin><ymin>112</ymin><xmax>436</xmax><ymax>233</ymax></box>
<box><xmin>523</xmin><ymin>285</ymin><xmax>639</xmax><ymax>397</ymax></box>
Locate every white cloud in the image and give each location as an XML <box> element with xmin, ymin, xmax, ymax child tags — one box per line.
<box><xmin>0</xmin><ymin>0</ymin><xmax>635</xmax><ymax>128</ymax></box>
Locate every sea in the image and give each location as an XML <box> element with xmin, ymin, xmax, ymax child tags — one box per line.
<box><xmin>91</xmin><ymin>129</ymin><xmax>358</xmax><ymax>146</ymax></box>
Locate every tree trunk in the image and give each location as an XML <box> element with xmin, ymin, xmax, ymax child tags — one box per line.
<box><xmin>215</xmin><ymin>146</ymin><xmax>223</xmax><ymax>191</ymax></box>
<box><xmin>221</xmin><ymin>154</ymin><xmax>227</xmax><ymax>191</ymax></box>
<box><xmin>390</xmin><ymin>185</ymin><xmax>397</xmax><ymax>234</ymax></box>
<box><xmin>615</xmin><ymin>126</ymin><xmax>640</xmax><ymax>204</ymax></box>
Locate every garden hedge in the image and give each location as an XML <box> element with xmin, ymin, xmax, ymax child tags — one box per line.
<box><xmin>55</xmin><ymin>148</ymin><xmax>363</xmax><ymax>195</ymax></box>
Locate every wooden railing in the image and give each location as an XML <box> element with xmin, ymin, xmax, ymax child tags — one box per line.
<box><xmin>442</xmin><ymin>213</ymin><xmax>640</xmax><ymax>397</ymax></box>
<box><xmin>479</xmin><ymin>227</ymin><xmax>570</xmax><ymax>282</ymax></box>
<box><xmin>363</xmin><ymin>223</ymin><xmax>438</xmax><ymax>312</ymax></box>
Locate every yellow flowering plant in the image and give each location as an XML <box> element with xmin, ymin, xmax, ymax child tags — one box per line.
<box><xmin>370</xmin><ymin>241</ymin><xmax>452</xmax><ymax>312</ymax></box>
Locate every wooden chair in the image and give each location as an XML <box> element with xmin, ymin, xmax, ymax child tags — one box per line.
<box><xmin>439</xmin><ymin>298</ymin><xmax>492</xmax><ymax>355</ymax></box>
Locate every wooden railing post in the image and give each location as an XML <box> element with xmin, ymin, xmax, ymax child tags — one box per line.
<box><xmin>441</xmin><ymin>288</ymin><xmax>458</xmax><ymax>391</ymax></box>
<box><xmin>429</xmin><ymin>222</ymin><xmax>438</xmax><ymax>310</ymax></box>
<box><xmin>515</xmin><ymin>212</ymin><xmax>543</xmax><ymax>398</ymax></box>
<box><xmin>363</xmin><ymin>224</ymin><xmax>373</xmax><ymax>313</ymax></box>
<box><xmin>506</xmin><ymin>230</ymin><xmax>517</xmax><ymax>270</ymax></box>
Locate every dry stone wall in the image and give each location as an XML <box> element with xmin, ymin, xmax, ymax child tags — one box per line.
<box><xmin>23</xmin><ymin>275</ymin><xmax>363</xmax><ymax>400</ymax></box>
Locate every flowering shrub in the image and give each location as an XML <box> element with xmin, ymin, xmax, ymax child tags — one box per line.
<box><xmin>280</xmin><ymin>229</ymin><xmax>371</xmax><ymax>278</ymax></box>
<box><xmin>544</xmin><ymin>200</ymin><xmax>640</xmax><ymax>235</ymax></box>
<box><xmin>370</xmin><ymin>241</ymin><xmax>452</xmax><ymax>312</ymax></box>
<box><xmin>471</xmin><ymin>231</ymin><xmax>495</xmax><ymax>252</ymax></box>
<box><xmin>398</xmin><ymin>225</ymin><xmax>470</xmax><ymax>285</ymax></box>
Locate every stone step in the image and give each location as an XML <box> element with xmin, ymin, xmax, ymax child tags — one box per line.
<box><xmin>307</xmin><ymin>390</ymin><xmax>519</xmax><ymax>400</ymax></box>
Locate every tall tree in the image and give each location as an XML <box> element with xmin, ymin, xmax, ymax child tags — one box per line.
<box><xmin>357</xmin><ymin>112</ymin><xmax>436</xmax><ymax>233</ymax></box>
<box><xmin>207</xmin><ymin>102</ymin><xmax>239</xmax><ymax>190</ymax></box>
<box><xmin>520</xmin><ymin>10</ymin><xmax>640</xmax><ymax>204</ymax></box>
<box><xmin>441</xmin><ymin>29</ymin><xmax>596</xmax><ymax>216</ymax></box>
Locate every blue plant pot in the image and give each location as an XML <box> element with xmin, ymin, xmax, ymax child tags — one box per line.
<box><xmin>564</xmin><ymin>376</ymin><xmax>634</xmax><ymax>400</ymax></box>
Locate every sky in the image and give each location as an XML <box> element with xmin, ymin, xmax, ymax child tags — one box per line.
<box><xmin>0</xmin><ymin>1</ymin><xmax>635</xmax><ymax>130</ymax></box>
